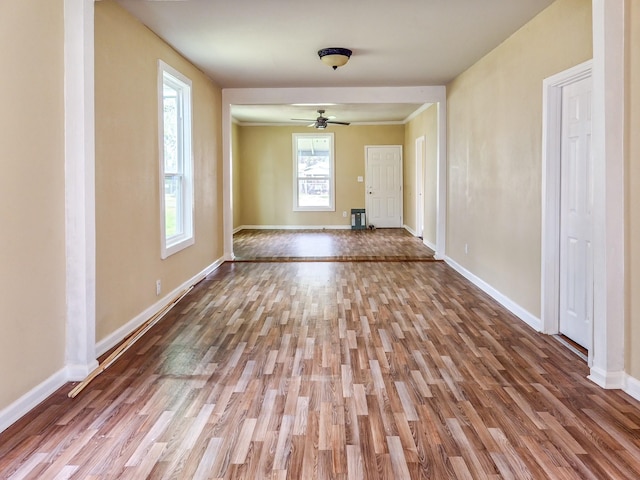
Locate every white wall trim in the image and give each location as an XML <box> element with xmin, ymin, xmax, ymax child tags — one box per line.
<box><xmin>222</xmin><ymin>86</ymin><xmax>447</xmax><ymax>261</ymax></box>
<box><xmin>445</xmin><ymin>257</ymin><xmax>542</xmax><ymax>332</ymax></box>
<box><xmin>64</xmin><ymin>0</ymin><xmax>97</xmax><ymax>380</ymax></box>
<box><xmin>624</xmin><ymin>375</ymin><xmax>640</xmax><ymax>403</ymax></box>
<box><xmin>434</xmin><ymin>102</ymin><xmax>447</xmax><ymax>260</ymax></box>
<box><xmin>588</xmin><ymin>367</ymin><xmax>627</xmax><ymax>390</ymax></box>
<box><xmin>237</xmin><ymin>121</ymin><xmax>406</xmax><ymax>127</ymax></box>
<box><xmin>234</xmin><ymin>225</ymin><xmax>352</xmax><ymax>231</ymax></box>
<box><xmin>423</xmin><ymin>238</ymin><xmax>437</xmax><ymax>252</ymax></box>
<box><xmin>415</xmin><ymin>135</ymin><xmax>425</xmax><ymax>239</ymax></box>
<box><xmin>403</xmin><ymin>224</ymin><xmax>417</xmax><ymax>236</ymax></box>
<box><xmin>96</xmin><ymin>257</ymin><xmax>224</xmax><ymax>357</ymax></box>
<box><xmin>403</xmin><ymin>102</ymin><xmax>434</xmax><ymax>123</ymax></box>
<box><xmin>223</xmin><ymin>98</ymin><xmax>234</xmax><ymax>261</ymax></box>
<box><xmin>0</xmin><ymin>369</ymin><xmax>70</xmax><ymax>435</ymax></box>
<box><xmin>540</xmin><ymin>59</ymin><xmax>593</xmax><ymax>337</ymax></box>
<box><xmin>588</xmin><ymin>0</ymin><xmax>626</xmax><ymax>388</ymax></box>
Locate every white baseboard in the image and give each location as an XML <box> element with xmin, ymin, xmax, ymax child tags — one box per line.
<box><xmin>402</xmin><ymin>225</ymin><xmax>437</xmax><ymax>253</ymax></box>
<box><xmin>66</xmin><ymin>360</ymin><xmax>99</xmax><ymax>382</ymax></box>
<box><xmin>423</xmin><ymin>238</ymin><xmax>436</xmax><ymax>251</ymax></box>
<box><xmin>624</xmin><ymin>374</ymin><xmax>640</xmax><ymax>402</ymax></box>
<box><xmin>588</xmin><ymin>366</ymin><xmax>626</xmax><ymax>390</ymax></box>
<box><xmin>236</xmin><ymin>225</ymin><xmax>352</xmax><ymax>231</ymax></box>
<box><xmin>0</xmin><ymin>368</ymin><xmax>69</xmax><ymax>434</ymax></box>
<box><xmin>403</xmin><ymin>224</ymin><xmax>417</xmax><ymax>236</ymax></box>
<box><xmin>96</xmin><ymin>257</ymin><xmax>224</xmax><ymax>357</ymax></box>
<box><xmin>444</xmin><ymin>256</ymin><xmax>541</xmax><ymax>332</ymax></box>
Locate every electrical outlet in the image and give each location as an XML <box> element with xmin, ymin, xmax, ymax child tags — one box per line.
<box><xmin>342</xmin><ymin>211</ymin><xmax>347</xmax><ymax>218</ymax></box>
<box><xmin>156</xmin><ymin>279</ymin><xmax>161</xmax><ymax>296</ymax></box>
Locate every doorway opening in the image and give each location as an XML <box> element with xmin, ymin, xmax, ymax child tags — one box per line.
<box><xmin>541</xmin><ymin>60</ymin><xmax>593</xmax><ymax>359</ymax></box>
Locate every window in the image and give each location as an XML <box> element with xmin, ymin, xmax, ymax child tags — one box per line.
<box><xmin>159</xmin><ymin>61</ymin><xmax>194</xmax><ymax>259</ymax></box>
<box><xmin>293</xmin><ymin>133</ymin><xmax>335</xmax><ymax>211</ymax></box>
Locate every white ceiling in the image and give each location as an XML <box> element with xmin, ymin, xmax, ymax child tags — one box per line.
<box><xmin>114</xmin><ymin>0</ymin><xmax>555</xmax><ymax>124</ymax></box>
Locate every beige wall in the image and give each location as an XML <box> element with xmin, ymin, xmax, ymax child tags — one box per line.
<box><xmin>0</xmin><ymin>1</ymin><xmax>67</xmax><ymax>408</ymax></box>
<box><xmin>628</xmin><ymin>0</ymin><xmax>640</xmax><ymax>378</ymax></box>
<box><xmin>95</xmin><ymin>1</ymin><xmax>223</xmax><ymax>341</ymax></box>
<box><xmin>446</xmin><ymin>0</ymin><xmax>592</xmax><ymax>317</ymax></box>
<box><xmin>404</xmin><ymin>105</ymin><xmax>438</xmax><ymax>245</ymax></box>
<box><xmin>235</xmin><ymin>125</ymin><xmax>404</xmax><ymax>227</ymax></box>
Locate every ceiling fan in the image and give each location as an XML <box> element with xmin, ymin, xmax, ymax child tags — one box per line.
<box><xmin>291</xmin><ymin>109</ymin><xmax>350</xmax><ymax>129</ymax></box>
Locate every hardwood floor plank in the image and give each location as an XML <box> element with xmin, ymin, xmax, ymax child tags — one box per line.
<box><xmin>393</xmin><ymin>381</ymin><xmax>418</xmax><ymax>421</ymax></box>
<box><xmin>387</xmin><ymin>435</ymin><xmax>411</xmax><ymax>479</ymax></box>
<box><xmin>51</xmin><ymin>464</ymin><xmax>80</xmax><ymax>480</ymax></box>
<box><xmin>191</xmin><ymin>437</ymin><xmax>223</xmax><ymax>480</ymax></box>
<box><xmin>346</xmin><ymin>444</ymin><xmax>364</xmax><ymax>480</ymax></box>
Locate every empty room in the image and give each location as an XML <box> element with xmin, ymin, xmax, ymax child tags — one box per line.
<box><xmin>1</xmin><ymin>0</ymin><xmax>639</xmax><ymax>478</ymax></box>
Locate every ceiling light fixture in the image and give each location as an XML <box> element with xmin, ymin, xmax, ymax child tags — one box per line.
<box><xmin>318</xmin><ymin>47</ymin><xmax>352</xmax><ymax>70</ymax></box>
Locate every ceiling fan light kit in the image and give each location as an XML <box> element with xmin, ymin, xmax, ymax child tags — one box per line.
<box><xmin>291</xmin><ymin>109</ymin><xmax>351</xmax><ymax>129</ymax></box>
<box><xmin>318</xmin><ymin>47</ymin><xmax>352</xmax><ymax>70</ymax></box>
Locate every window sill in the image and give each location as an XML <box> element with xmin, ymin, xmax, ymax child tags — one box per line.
<box><xmin>161</xmin><ymin>235</ymin><xmax>194</xmax><ymax>259</ymax></box>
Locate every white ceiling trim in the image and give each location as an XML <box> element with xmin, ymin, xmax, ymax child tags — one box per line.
<box><xmin>404</xmin><ymin>103</ymin><xmax>435</xmax><ymax>123</ymax></box>
<box><xmin>236</xmin><ymin>121</ymin><xmax>407</xmax><ymax>127</ymax></box>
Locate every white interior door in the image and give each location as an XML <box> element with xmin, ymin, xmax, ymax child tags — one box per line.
<box><xmin>365</xmin><ymin>146</ymin><xmax>402</xmax><ymax>228</ymax></box>
<box><xmin>559</xmin><ymin>76</ymin><xmax>593</xmax><ymax>349</ymax></box>
<box><xmin>415</xmin><ymin>137</ymin><xmax>425</xmax><ymax>238</ymax></box>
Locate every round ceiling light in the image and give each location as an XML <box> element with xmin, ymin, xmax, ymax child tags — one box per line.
<box><xmin>318</xmin><ymin>47</ymin><xmax>352</xmax><ymax>70</ymax></box>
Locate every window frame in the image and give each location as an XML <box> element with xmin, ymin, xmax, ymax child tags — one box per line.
<box><xmin>292</xmin><ymin>132</ymin><xmax>336</xmax><ymax>212</ymax></box>
<box><xmin>158</xmin><ymin>60</ymin><xmax>194</xmax><ymax>259</ymax></box>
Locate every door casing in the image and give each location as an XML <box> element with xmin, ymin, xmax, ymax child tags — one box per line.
<box><xmin>415</xmin><ymin>136</ymin><xmax>425</xmax><ymax>238</ymax></box>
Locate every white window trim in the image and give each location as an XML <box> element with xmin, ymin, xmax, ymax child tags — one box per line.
<box><xmin>292</xmin><ymin>132</ymin><xmax>335</xmax><ymax>212</ymax></box>
<box><xmin>158</xmin><ymin>60</ymin><xmax>194</xmax><ymax>259</ymax></box>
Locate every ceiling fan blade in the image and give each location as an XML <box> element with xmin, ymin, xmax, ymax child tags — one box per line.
<box><xmin>291</xmin><ymin>118</ymin><xmax>316</xmax><ymax>122</ymax></box>
<box><xmin>326</xmin><ymin>121</ymin><xmax>350</xmax><ymax>125</ymax></box>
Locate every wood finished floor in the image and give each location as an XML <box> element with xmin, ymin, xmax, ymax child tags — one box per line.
<box><xmin>2</xmin><ymin>238</ymin><xmax>640</xmax><ymax>478</ymax></box>
<box><xmin>233</xmin><ymin>229</ymin><xmax>436</xmax><ymax>262</ymax></box>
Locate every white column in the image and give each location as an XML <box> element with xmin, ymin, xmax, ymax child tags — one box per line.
<box><xmin>222</xmin><ymin>94</ymin><xmax>235</xmax><ymax>260</ymax></box>
<box><xmin>434</xmin><ymin>101</ymin><xmax>447</xmax><ymax>260</ymax></box>
<box><xmin>64</xmin><ymin>0</ymin><xmax>98</xmax><ymax>379</ymax></box>
<box><xmin>589</xmin><ymin>0</ymin><xmax>626</xmax><ymax>388</ymax></box>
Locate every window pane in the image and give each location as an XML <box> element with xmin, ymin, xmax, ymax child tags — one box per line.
<box><xmin>298</xmin><ymin>179</ymin><xmax>330</xmax><ymax>207</ymax></box>
<box><xmin>163</xmin><ymin>85</ymin><xmax>179</xmax><ymax>174</ymax></box>
<box><xmin>296</xmin><ymin>136</ymin><xmax>330</xmax><ymax>179</ymax></box>
<box><xmin>298</xmin><ymin>153</ymin><xmax>330</xmax><ymax>178</ymax></box>
<box><xmin>164</xmin><ymin>175</ymin><xmax>183</xmax><ymax>238</ymax></box>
